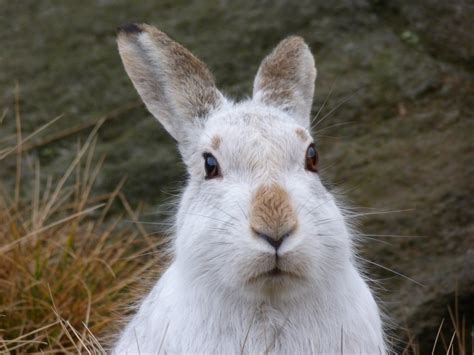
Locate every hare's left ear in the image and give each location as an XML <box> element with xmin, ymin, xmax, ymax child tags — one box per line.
<box><xmin>253</xmin><ymin>36</ymin><xmax>316</xmax><ymax>128</ymax></box>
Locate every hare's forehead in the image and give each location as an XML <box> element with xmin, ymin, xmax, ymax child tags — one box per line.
<box><xmin>203</xmin><ymin>106</ymin><xmax>311</xmax><ymax>153</ymax></box>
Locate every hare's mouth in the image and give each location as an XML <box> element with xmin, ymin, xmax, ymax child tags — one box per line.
<box><xmin>266</xmin><ymin>267</ymin><xmax>284</xmax><ymax>277</ymax></box>
<box><xmin>249</xmin><ymin>267</ymin><xmax>302</xmax><ymax>283</ymax></box>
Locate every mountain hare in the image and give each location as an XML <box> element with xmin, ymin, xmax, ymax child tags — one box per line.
<box><xmin>114</xmin><ymin>23</ymin><xmax>386</xmax><ymax>354</ymax></box>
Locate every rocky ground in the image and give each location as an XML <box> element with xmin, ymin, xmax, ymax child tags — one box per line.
<box><xmin>1</xmin><ymin>0</ymin><xmax>473</xmax><ymax>352</ymax></box>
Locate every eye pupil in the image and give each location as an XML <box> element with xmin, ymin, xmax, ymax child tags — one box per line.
<box><xmin>203</xmin><ymin>153</ymin><xmax>220</xmax><ymax>179</ymax></box>
<box><xmin>305</xmin><ymin>143</ymin><xmax>319</xmax><ymax>172</ymax></box>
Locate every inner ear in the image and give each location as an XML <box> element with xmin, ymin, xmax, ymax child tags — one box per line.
<box><xmin>253</xmin><ymin>36</ymin><xmax>317</xmax><ymax>128</ymax></box>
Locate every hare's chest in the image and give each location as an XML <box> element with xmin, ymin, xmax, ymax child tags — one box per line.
<box><xmin>167</xmin><ymin>304</ymin><xmax>325</xmax><ymax>353</ymax></box>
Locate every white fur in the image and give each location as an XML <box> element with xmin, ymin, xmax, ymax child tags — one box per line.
<box><xmin>114</xmin><ymin>27</ymin><xmax>387</xmax><ymax>354</ymax></box>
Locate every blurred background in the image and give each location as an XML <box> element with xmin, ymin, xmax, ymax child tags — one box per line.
<box><xmin>1</xmin><ymin>0</ymin><xmax>473</xmax><ymax>353</ymax></box>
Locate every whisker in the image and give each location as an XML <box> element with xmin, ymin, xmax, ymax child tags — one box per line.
<box><xmin>312</xmin><ymin>86</ymin><xmax>364</xmax><ymax>130</ymax></box>
<box><xmin>345</xmin><ymin>209</ymin><xmax>414</xmax><ymax>218</ymax></box>
<box><xmin>302</xmin><ymin>201</ymin><xmax>329</xmax><ymax>218</ymax></box>
<box><xmin>316</xmin><ymin>121</ymin><xmax>357</xmax><ymax>133</ymax></box>
<box><xmin>205</xmin><ymin>201</ymin><xmax>240</xmax><ymax>222</ymax></box>
<box><xmin>159</xmin><ymin>188</ymin><xmax>182</xmax><ymax>197</ymax></box>
<box><xmin>210</xmin><ymin>227</ymin><xmax>230</xmax><ymax>233</ymax></box>
<box><xmin>197</xmin><ymin>192</ymin><xmax>242</xmax><ymax>222</ymax></box>
<box><xmin>313</xmin><ymin>134</ymin><xmax>343</xmax><ymax>141</ymax></box>
<box><xmin>235</xmin><ymin>202</ymin><xmax>249</xmax><ymax>220</ymax></box>
<box><xmin>206</xmin><ymin>240</ymin><xmax>235</xmax><ymax>247</ymax></box>
<box><xmin>358</xmin><ymin>236</ymin><xmax>394</xmax><ymax>246</ymax></box>
<box><xmin>311</xmin><ymin>77</ymin><xmax>338</xmax><ymax>126</ymax></box>
<box><xmin>356</xmin><ymin>256</ymin><xmax>424</xmax><ymax>287</ymax></box>
<box><xmin>141</xmin><ymin>206</ymin><xmax>177</xmax><ymax>216</ymax></box>
<box><xmin>318</xmin><ymin>162</ymin><xmax>338</xmax><ymax>175</ymax></box>
<box><xmin>361</xmin><ymin>233</ymin><xmax>424</xmax><ymax>239</ymax></box>
<box><xmin>328</xmin><ymin>183</ymin><xmax>363</xmax><ymax>197</ymax></box>
<box><xmin>314</xmin><ymin>216</ymin><xmax>342</xmax><ymax>225</ymax></box>
<box><xmin>183</xmin><ymin>212</ymin><xmax>235</xmax><ymax>227</ymax></box>
<box><xmin>295</xmin><ymin>199</ymin><xmax>310</xmax><ymax>215</ymax></box>
<box><xmin>124</xmin><ymin>220</ymin><xmax>174</xmax><ymax>226</ymax></box>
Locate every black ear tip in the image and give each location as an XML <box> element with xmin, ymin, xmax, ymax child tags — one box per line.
<box><xmin>117</xmin><ymin>23</ymin><xmax>142</xmax><ymax>35</ymax></box>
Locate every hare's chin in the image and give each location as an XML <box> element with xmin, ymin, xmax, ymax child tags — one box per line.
<box><xmin>244</xmin><ymin>267</ymin><xmax>306</xmax><ymax>297</ymax></box>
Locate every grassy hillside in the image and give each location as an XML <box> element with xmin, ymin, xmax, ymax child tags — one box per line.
<box><xmin>1</xmin><ymin>0</ymin><xmax>473</xmax><ymax>352</ymax></box>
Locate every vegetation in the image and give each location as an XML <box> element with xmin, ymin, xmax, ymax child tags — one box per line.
<box><xmin>0</xmin><ymin>0</ymin><xmax>472</xmax><ymax>353</ymax></box>
<box><xmin>0</xmin><ymin>112</ymin><xmax>166</xmax><ymax>352</ymax></box>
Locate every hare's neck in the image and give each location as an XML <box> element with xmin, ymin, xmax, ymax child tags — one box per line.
<box><xmin>170</xmin><ymin>261</ymin><xmax>363</xmax><ymax>331</ymax></box>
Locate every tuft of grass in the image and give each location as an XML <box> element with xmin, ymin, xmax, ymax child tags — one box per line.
<box><xmin>399</xmin><ymin>291</ymin><xmax>470</xmax><ymax>355</ymax></box>
<box><xmin>0</xmin><ymin>110</ymin><xmax>167</xmax><ymax>353</ymax></box>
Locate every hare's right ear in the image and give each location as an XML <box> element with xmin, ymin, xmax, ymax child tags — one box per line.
<box><xmin>253</xmin><ymin>36</ymin><xmax>316</xmax><ymax>128</ymax></box>
<box><xmin>117</xmin><ymin>24</ymin><xmax>225</xmax><ymax>143</ymax></box>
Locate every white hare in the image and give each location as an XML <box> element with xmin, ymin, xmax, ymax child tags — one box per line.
<box><xmin>114</xmin><ymin>23</ymin><xmax>387</xmax><ymax>354</ymax></box>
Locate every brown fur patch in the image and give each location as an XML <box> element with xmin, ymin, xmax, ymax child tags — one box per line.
<box><xmin>295</xmin><ymin>128</ymin><xmax>309</xmax><ymax>141</ymax></box>
<box><xmin>253</xmin><ymin>35</ymin><xmax>316</xmax><ymax>121</ymax></box>
<box><xmin>117</xmin><ymin>23</ymin><xmax>221</xmax><ymax>129</ymax></box>
<box><xmin>143</xmin><ymin>24</ymin><xmax>221</xmax><ymax>119</ymax></box>
<box><xmin>250</xmin><ymin>184</ymin><xmax>297</xmax><ymax>239</ymax></box>
<box><xmin>257</xmin><ymin>37</ymin><xmax>306</xmax><ymax>103</ymax></box>
<box><xmin>211</xmin><ymin>135</ymin><xmax>222</xmax><ymax>150</ymax></box>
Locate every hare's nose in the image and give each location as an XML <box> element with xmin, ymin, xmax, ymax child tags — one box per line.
<box><xmin>254</xmin><ymin>229</ymin><xmax>292</xmax><ymax>251</ymax></box>
<box><xmin>249</xmin><ymin>183</ymin><xmax>298</xmax><ymax>252</ymax></box>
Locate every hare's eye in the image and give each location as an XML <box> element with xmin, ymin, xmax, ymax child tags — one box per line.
<box><xmin>203</xmin><ymin>153</ymin><xmax>220</xmax><ymax>179</ymax></box>
<box><xmin>305</xmin><ymin>143</ymin><xmax>319</xmax><ymax>172</ymax></box>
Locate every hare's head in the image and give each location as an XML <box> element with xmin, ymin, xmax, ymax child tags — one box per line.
<box><xmin>117</xmin><ymin>24</ymin><xmax>352</xmax><ymax>300</ymax></box>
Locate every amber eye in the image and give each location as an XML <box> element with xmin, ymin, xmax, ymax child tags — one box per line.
<box><xmin>305</xmin><ymin>143</ymin><xmax>319</xmax><ymax>172</ymax></box>
<box><xmin>203</xmin><ymin>153</ymin><xmax>220</xmax><ymax>179</ymax></box>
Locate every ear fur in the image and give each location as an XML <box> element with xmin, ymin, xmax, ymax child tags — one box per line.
<box><xmin>117</xmin><ymin>23</ymin><xmax>224</xmax><ymax>142</ymax></box>
<box><xmin>253</xmin><ymin>36</ymin><xmax>316</xmax><ymax>127</ymax></box>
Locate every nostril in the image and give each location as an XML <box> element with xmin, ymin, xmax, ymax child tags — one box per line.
<box><xmin>254</xmin><ymin>230</ymin><xmax>292</xmax><ymax>251</ymax></box>
<box><xmin>259</xmin><ymin>233</ymin><xmax>283</xmax><ymax>250</ymax></box>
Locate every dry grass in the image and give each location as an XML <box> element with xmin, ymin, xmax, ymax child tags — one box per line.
<box><xmin>0</xmin><ymin>105</ymin><xmax>166</xmax><ymax>353</ymax></box>
<box><xmin>399</xmin><ymin>296</ymin><xmax>470</xmax><ymax>355</ymax></box>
